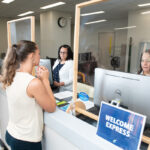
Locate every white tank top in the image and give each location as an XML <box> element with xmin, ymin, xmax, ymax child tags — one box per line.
<box><xmin>6</xmin><ymin>72</ymin><xmax>43</xmax><ymax>142</ymax></box>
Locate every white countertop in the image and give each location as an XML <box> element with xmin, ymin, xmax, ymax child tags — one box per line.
<box><xmin>44</xmin><ymin>108</ymin><xmax>122</xmax><ymax>150</ymax></box>
<box><xmin>0</xmin><ymin>85</ymin><xmax>122</xmax><ymax>150</ymax></box>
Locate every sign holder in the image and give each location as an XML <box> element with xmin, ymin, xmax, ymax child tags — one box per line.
<box><xmin>97</xmin><ymin>101</ymin><xmax>146</xmax><ymax>150</ymax></box>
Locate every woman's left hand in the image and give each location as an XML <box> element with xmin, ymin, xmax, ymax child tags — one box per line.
<box><xmin>54</xmin><ymin>81</ymin><xmax>64</xmax><ymax>87</ymax></box>
<box><xmin>59</xmin><ymin>82</ymin><xmax>65</xmax><ymax>86</ymax></box>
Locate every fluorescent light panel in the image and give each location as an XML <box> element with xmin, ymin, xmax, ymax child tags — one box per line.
<box><xmin>18</xmin><ymin>11</ymin><xmax>34</xmax><ymax>17</ymax></box>
<box><xmin>85</xmin><ymin>19</ymin><xmax>107</xmax><ymax>25</ymax></box>
<box><xmin>81</xmin><ymin>11</ymin><xmax>105</xmax><ymax>16</ymax></box>
<box><xmin>138</xmin><ymin>3</ymin><xmax>150</xmax><ymax>7</ymax></box>
<box><xmin>141</xmin><ymin>11</ymin><xmax>150</xmax><ymax>15</ymax></box>
<box><xmin>115</xmin><ymin>26</ymin><xmax>136</xmax><ymax>30</ymax></box>
<box><xmin>40</xmin><ymin>2</ymin><xmax>65</xmax><ymax>9</ymax></box>
<box><xmin>2</xmin><ymin>0</ymin><xmax>14</xmax><ymax>3</ymax></box>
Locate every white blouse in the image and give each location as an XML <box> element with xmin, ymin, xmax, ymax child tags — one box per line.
<box><xmin>53</xmin><ymin>59</ymin><xmax>73</xmax><ymax>91</ymax></box>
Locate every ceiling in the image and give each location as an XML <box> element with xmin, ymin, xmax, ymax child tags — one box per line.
<box><xmin>0</xmin><ymin>0</ymin><xmax>87</xmax><ymax>19</ymax></box>
<box><xmin>0</xmin><ymin>0</ymin><xmax>150</xmax><ymax>21</ymax></box>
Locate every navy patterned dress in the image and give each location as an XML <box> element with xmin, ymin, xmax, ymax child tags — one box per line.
<box><xmin>53</xmin><ymin>63</ymin><xmax>64</xmax><ymax>82</ymax></box>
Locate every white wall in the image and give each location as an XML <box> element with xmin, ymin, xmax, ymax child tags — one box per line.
<box><xmin>0</xmin><ymin>18</ymin><xmax>9</xmax><ymax>55</ymax></box>
<box><xmin>35</xmin><ymin>19</ymin><xmax>41</xmax><ymax>49</ymax></box>
<box><xmin>79</xmin><ymin>25</ymin><xmax>99</xmax><ymax>62</ymax></box>
<box><xmin>71</xmin><ymin>24</ymin><xmax>74</xmax><ymax>50</ymax></box>
<box><xmin>40</xmin><ymin>11</ymin><xmax>71</xmax><ymax>58</ymax></box>
<box><xmin>126</xmin><ymin>8</ymin><xmax>150</xmax><ymax>73</ymax></box>
<box><xmin>11</xmin><ymin>20</ymin><xmax>31</xmax><ymax>45</ymax></box>
<box><xmin>79</xmin><ymin>19</ymin><xmax>128</xmax><ymax>68</ymax></box>
<box><xmin>114</xmin><ymin>29</ymin><xmax>127</xmax><ymax>55</ymax></box>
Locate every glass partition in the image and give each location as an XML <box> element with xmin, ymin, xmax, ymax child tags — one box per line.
<box><xmin>10</xmin><ymin>19</ymin><xmax>31</xmax><ymax>45</ymax></box>
<box><xmin>73</xmin><ymin>1</ymin><xmax>150</xmax><ymax>147</ymax></box>
<box><xmin>76</xmin><ymin>0</ymin><xmax>150</xmax><ymax>87</ymax></box>
<box><xmin>6</xmin><ymin>16</ymin><xmax>35</xmax><ymax>75</ymax></box>
<box><xmin>7</xmin><ymin>16</ymin><xmax>35</xmax><ymax>47</ymax></box>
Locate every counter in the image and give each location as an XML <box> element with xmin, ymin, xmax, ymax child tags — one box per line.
<box><xmin>43</xmin><ymin>108</ymin><xmax>122</xmax><ymax>150</ymax></box>
<box><xmin>0</xmin><ymin>84</ymin><xmax>9</xmax><ymax>147</ymax></box>
<box><xmin>0</xmin><ymin>85</ymin><xmax>122</xmax><ymax>150</ymax></box>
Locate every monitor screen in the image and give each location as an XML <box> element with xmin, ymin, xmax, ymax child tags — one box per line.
<box><xmin>94</xmin><ymin>68</ymin><xmax>150</xmax><ymax>125</ymax></box>
<box><xmin>39</xmin><ymin>59</ymin><xmax>53</xmax><ymax>85</ymax></box>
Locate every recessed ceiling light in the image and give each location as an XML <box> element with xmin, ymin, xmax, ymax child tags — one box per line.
<box><xmin>138</xmin><ymin>3</ymin><xmax>150</xmax><ymax>7</ymax></box>
<box><xmin>40</xmin><ymin>2</ymin><xmax>66</xmax><ymax>9</ymax></box>
<box><xmin>18</xmin><ymin>11</ymin><xmax>34</xmax><ymax>17</ymax></box>
<box><xmin>85</xmin><ymin>19</ymin><xmax>107</xmax><ymax>25</ymax></box>
<box><xmin>81</xmin><ymin>11</ymin><xmax>105</xmax><ymax>16</ymax></box>
<box><xmin>2</xmin><ymin>0</ymin><xmax>14</xmax><ymax>4</ymax></box>
<box><xmin>114</xmin><ymin>26</ymin><xmax>136</xmax><ymax>30</ymax></box>
<box><xmin>141</xmin><ymin>11</ymin><xmax>150</xmax><ymax>15</ymax></box>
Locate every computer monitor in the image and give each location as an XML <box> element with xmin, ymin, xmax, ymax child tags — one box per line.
<box><xmin>39</xmin><ymin>59</ymin><xmax>53</xmax><ymax>85</ymax></box>
<box><xmin>94</xmin><ymin>68</ymin><xmax>150</xmax><ymax>125</ymax></box>
<box><xmin>46</xmin><ymin>56</ymin><xmax>57</xmax><ymax>68</ymax></box>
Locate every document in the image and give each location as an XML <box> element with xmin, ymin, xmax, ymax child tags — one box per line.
<box><xmin>78</xmin><ymin>98</ymin><xmax>94</xmax><ymax>110</ymax></box>
<box><xmin>54</xmin><ymin>91</ymin><xmax>73</xmax><ymax>100</ymax></box>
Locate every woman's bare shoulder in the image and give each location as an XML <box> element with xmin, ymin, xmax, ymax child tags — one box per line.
<box><xmin>27</xmin><ymin>78</ymin><xmax>45</xmax><ymax>98</ymax></box>
<box><xmin>29</xmin><ymin>78</ymin><xmax>43</xmax><ymax>88</ymax></box>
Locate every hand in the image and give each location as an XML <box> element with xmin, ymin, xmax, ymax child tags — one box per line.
<box><xmin>37</xmin><ymin>66</ymin><xmax>49</xmax><ymax>81</ymax></box>
<box><xmin>54</xmin><ymin>81</ymin><xmax>64</xmax><ymax>87</ymax></box>
<box><xmin>59</xmin><ymin>82</ymin><xmax>65</xmax><ymax>86</ymax></box>
<box><xmin>53</xmin><ymin>81</ymin><xmax>59</xmax><ymax>87</ymax></box>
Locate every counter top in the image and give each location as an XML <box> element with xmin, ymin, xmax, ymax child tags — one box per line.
<box><xmin>0</xmin><ymin>84</ymin><xmax>122</xmax><ymax>150</ymax></box>
<box><xmin>44</xmin><ymin>108</ymin><xmax>122</xmax><ymax>150</ymax></box>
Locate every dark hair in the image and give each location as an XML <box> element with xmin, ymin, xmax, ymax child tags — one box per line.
<box><xmin>0</xmin><ymin>40</ymin><xmax>37</xmax><ymax>88</ymax></box>
<box><xmin>58</xmin><ymin>44</ymin><xmax>73</xmax><ymax>60</ymax></box>
<box><xmin>138</xmin><ymin>49</ymin><xmax>150</xmax><ymax>74</ymax></box>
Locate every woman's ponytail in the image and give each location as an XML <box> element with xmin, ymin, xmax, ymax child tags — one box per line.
<box><xmin>1</xmin><ymin>44</ymin><xmax>19</xmax><ymax>88</ymax></box>
<box><xmin>0</xmin><ymin>40</ymin><xmax>37</xmax><ymax>88</ymax></box>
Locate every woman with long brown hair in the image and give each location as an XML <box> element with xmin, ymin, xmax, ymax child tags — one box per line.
<box><xmin>0</xmin><ymin>40</ymin><xmax>56</xmax><ymax>150</ymax></box>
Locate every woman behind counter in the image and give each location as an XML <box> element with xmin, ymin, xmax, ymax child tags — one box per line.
<box><xmin>53</xmin><ymin>44</ymin><xmax>73</xmax><ymax>92</ymax></box>
<box><xmin>0</xmin><ymin>40</ymin><xmax>56</xmax><ymax>150</ymax></box>
<box><xmin>138</xmin><ymin>49</ymin><xmax>150</xmax><ymax>76</ymax></box>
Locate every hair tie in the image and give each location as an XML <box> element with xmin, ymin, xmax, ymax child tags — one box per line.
<box><xmin>12</xmin><ymin>44</ymin><xmax>17</xmax><ymax>49</ymax></box>
<box><xmin>12</xmin><ymin>44</ymin><xmax>18</xmax><ymax>59</ymax></box>
<box><xmin>12</xmin><ymin>44</ymin><xmax>18</xmax><ymax>54</ymax></box>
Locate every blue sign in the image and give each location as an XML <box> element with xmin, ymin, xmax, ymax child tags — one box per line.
<box><xmin>97</xmin><ymin>101</ymin><xmax>146</xmax><ymax>150</ymax></box>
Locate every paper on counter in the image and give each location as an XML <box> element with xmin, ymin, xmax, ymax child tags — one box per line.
<box><xmin>68</xmin><ymin>98</ymin><xmax>94</xmax><ymax>110</ymax></box>
<box><xmin>79</xmin><ymin>99</ymin><xmax>94</xmax><ymax>110</ymax></box>
<box><xmin>54</xmin><ymin>91</ymin><xmax>73</xmax><ymax>100</ymax></box>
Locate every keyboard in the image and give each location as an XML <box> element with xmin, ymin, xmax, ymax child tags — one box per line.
<box><xmin>76</xmin><ymin>106</ymin><xmax>100</xmax><ymax>127</ymax></box>
<box><xmin>87</xmin><ymin>106</ymin><xmax>100</xmax><ymax>115</ymax></box>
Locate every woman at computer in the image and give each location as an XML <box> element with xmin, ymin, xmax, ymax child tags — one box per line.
<box><xmin>138</xmin><ymin>49</ymin><xmax>150</xmax><ymax>76</ymax></box>
<box><xmin>53</xmin><ymin>44</ymin><xmax>73</xmax><ymax>92</ymax></box>
<box><xmin>0</xmin><ymin>40</ymin><xmax>56</xmax><ymax>150</ymax></box>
